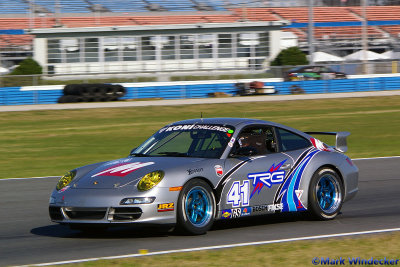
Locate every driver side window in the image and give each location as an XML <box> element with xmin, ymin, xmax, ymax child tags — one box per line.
<box><xmin>232</xmin><ymin>126</ymin><xmax>277</xmax><ymax>156</ymax></box>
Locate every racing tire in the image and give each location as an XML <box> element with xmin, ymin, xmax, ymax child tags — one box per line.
<box><xmin>176</xmin><ymin>179</ymin><xmax>216</xmax><ymax>235</ymax></box>
<box><xmin>63</xmin><ymin>84</ymin><xmax>81</xmax><ymax>95</ymax></box>
<box><xmin>112</xmin><ymin>85</ymin><xmax>126</xmax><ymax>100</ymax></box>
<box><xmin>308</xmin><ymin>168</ymin><xmax>344</xmax><ymax>220</ymax></box>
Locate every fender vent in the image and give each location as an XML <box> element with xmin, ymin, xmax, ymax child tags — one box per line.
<box><xmin>110</xmin><ymin>207</ymin><xmax>142</xmax><ymax>221</ymax></box>
<box><xmin>49</xmin><ymin>206</ymin><xmax>63</xmax><ymax>221</ymax></box>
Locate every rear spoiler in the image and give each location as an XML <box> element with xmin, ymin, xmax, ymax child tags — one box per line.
<box><xmin>305</xmin><ymin>131</ymin><xmax>350</xmax><ymax>153</ymax></box>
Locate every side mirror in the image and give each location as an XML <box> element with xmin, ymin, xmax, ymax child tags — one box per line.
<box><xmin>232</xmin><ymin>146</ymin><xmax>258</xmax><ymax>157</ymax></box>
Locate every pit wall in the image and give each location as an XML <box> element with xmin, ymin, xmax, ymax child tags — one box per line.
<box><xmin>1</xmin><ymin>75</ymin><xmax>400</xmax><ymax>106</ymax></box>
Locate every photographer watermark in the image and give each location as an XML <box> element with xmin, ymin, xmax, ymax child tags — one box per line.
<box><xmin>312</xmin><ymin>257</ymin><xmax>399</xmax><ymax>265</ymax></box>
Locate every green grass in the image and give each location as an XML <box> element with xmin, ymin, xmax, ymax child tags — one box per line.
<box><xmin>0</xmin><ymin>96</ymin><xmax>400</xmax><ymax>178</ymax></box>
<box><xmin>65</xmin><ymin>232</ymin><xmax>400</xmax><ymax>267</ymax></box>
<box><xmin>2</xmin><ymin>95</ymin><xmax>400</xmax><ymax>266</ymax></box>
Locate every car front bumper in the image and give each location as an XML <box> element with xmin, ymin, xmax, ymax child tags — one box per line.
<box><xmin>49</xmin><ymin>187</ymin><xmax>179</xmax><ymax>225</ymax></box>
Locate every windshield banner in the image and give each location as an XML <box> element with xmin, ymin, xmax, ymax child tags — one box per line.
<box><xmin>159</xmin><ymin>124</ymin><xmax>231</xmax><ymax>133</ymax></box>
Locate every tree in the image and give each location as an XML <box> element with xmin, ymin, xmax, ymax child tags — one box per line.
<box><xmin>10</xmin><ymin>57</ymin><xmax>42</xmax><ymax>75</ymax></box>
<box><xmin>271</xmin><ymin>47</ymin><xmax>308</xmax><ymax>66</ymax></box>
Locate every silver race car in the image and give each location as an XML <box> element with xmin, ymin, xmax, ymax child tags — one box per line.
<box><xmin>49</xmin><ymin>118</ymin><xmax>358</xmax><ymax>235</ymax></box>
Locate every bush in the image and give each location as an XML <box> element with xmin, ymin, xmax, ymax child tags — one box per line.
<box><xmin>271</xmin><ymin>47</ymin><xmax>308</xmax><ymax>66</ymax></box>
<box><xmin>10</xmin><ymin>57</ymin><xmax>43</xmax><ymax>75</ymax></box>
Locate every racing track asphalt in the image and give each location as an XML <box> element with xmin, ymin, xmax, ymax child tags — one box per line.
<box><xmin>0</xmin><ymin>157</ymin><xmax>399</xmax><ymax>266</ymax></box>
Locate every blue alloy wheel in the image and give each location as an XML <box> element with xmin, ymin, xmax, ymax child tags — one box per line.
<box><xmin>316</xmin><ymin>174</ymin><xmax>341</xmax><ymax>214</ymax></box>
<box><xmin>185</xmin><ymin>186</ymin><xmax>213</xmax><ymax>228</ymax></box>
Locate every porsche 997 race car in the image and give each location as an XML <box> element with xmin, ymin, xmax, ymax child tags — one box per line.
<box><xmin>49</xmin><ymin>118</ymin><xmax>358</xmax><ymax>235</ymax></box>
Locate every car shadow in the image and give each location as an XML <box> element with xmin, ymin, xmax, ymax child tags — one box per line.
<box><xmin>210</xmin><ymin>212</ymin><xmax>311</xmax><ymax>232</ymax></box>
<box><xmin>30</xmin><ymin>224</ymin><xmax>173</xmax><ymax>239</ymax></box>
<box><xmin>31</xmin><ymin>212</ymin><xmax>314</xmax><ymax>239</ymax></box>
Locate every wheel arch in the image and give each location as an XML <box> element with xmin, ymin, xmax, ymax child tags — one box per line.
<box><xmin>180</xmin><ymin>176</ymin><xmax>221</xmax><ymax>211</ymax></box>
<box><xmin>299</xmin><ymin>162</ymin><xmax>345</xmax><ymax>210</ymax></box>
<box><xmin>176</xmin><ymin>176</ymin><xmax>216</xmax><ymax>235</ymax></box>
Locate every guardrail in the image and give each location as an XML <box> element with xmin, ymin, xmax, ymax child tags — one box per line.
<box><xmin>0</xmin><ymin>76</ymin><xmax>399</xmax><ymax>106</ymax></box>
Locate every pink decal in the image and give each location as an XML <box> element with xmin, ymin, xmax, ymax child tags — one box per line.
<box><xmin>58</xmin><ymin>185</ymin><xmax>70</xmax><ymax>193</ymax></box>
<box><xmin>92</xmin><ymin>162</ymin><xmax>155</xmax><ymax>177</ymax></box>
<box><xmin>346</xmin><ymin>157</ymin><xmax>354</xmax><ymax>166</ymax></box>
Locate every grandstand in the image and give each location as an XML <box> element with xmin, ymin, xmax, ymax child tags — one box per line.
<box><xmin>0</xmin><ymin>1</ymin><xmax>400</xmax><ymax>74</ymax></box>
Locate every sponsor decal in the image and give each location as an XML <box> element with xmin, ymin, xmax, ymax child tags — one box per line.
<box><xmin>252</xmin><ymin>203</ymin><xmax>283</xmax><ymax>212</ymax></box>
<box><xmin>226</xmin><ymin>129</ymin><xmax>234</xmax><ymax>138</ymax></box>
<box><xmin>187</xmin><ymin>168</ymin><xmax>203</xmax><ymax>175</ymax></box>
<box><xmin>92</xmin><ymin>162</ymin><xmax>155</xmax><ymax>177</ymax></box>
<box><xmin>228</xmin><ymin>137</ymin><xmax>235</xmax><ymax>147</ymax></box>
<box><xmin>310</xmin><ymin>138</ymin><xmax>333</xmax><ymax>152</ymax></box>
<box><xmin>248</xmin><ymin>160</ymin><xmax>287</xmax><ymax>199</ymax></box>
<box><xmin>221</xmin><ymin>207</ymin><xmax>252</xmax><ymax>219</ymax></box>
<box><xmin>159</xmin><ymin>124</ymin><xmax>231</xmax><ymax>133</ymax></box>
<box><xmin>221</xmin><ymin>209</ymin><xmax>232</xmax><ymax>219</ymax></box>
<box><xmin>215</xmin><ymin>165</ymin><xmax>224</xmax><ymax>177</ymax></box>
<box><xmin>241</xmin><ymin>207</ymin><xmax>252</xmax><ymax>216</ymax></box>
<box><xmin>157</xmin><ymin>202</ymin><xmax>174</xmax><ymax>212</ymax></box>
<box><xmin>295</xmin><ymin>190</ymin><xmax>304</xmax><ymax>209</ymax></box>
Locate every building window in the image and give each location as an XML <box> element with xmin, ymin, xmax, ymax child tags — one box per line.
<box><xmin>179</xmin><ymin>35</ymin><xmax>194</xmax><ymax>59</ymax></box>
<box><xmin>47</xmin><ymin>39</ymin><xmax>61</xmax><ymax>63</ymax></box>
<box><xmin>84</xmin><ymin>38</ymin><xmax>98</xmax><ymax>62</ymax></box>
<box><xmin>104</xmin><ymin>37</ymin><xmax>119</xmax><ymax>62</ymax></box>
<box><xmin>161</xmin><ymin>36</ymin><xmax>176</xmax><ymax>60</ymax></box>
<box><xmin>256</xmin><ymin>32</ymin><xmax>269</xmax><ymax>57</ymax></box>
<box><xmin>62</xmin><ymin>39</ymin><xmax>81</xmax><ymax>63</ymax></box>
<box><xmin>141</xmin><ymin>36</ymin><xmax>156</xmax><ymax>60</ymax></box>
<box><xmin>218</xmin><ymin>34</ymin><xmax>232</xmax><ymax>58</ymax></box>
<box><xmin>198</xmin><ymin>34</ymin><xmax>213</xmax><ymax>59</ymax></box>
<box><xmin>122</xmin><ymin>37</ymin><xmax>138</xmax><ymax>61</ymax></box>
<box><xmin>237</xmin><ymin>33</ymin><xmax>258</xmax><ymax>58</ymax></box>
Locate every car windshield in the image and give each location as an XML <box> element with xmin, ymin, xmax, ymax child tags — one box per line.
<box><xmin>131</xmin><ymin>124</ymin><xmax>235</xmax><ymax>159</ymax></box>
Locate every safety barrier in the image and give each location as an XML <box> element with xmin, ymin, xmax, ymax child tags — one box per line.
<box><xmin>0</xmin><ymin>76</ymin><xmax>399</xmax><ymax>106</ymax></box>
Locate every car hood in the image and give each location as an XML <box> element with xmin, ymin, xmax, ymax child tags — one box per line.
<box><xmin>73</xmin><ymin>156</ymin><xmax>206</xmax><ymax>189</ymax></box>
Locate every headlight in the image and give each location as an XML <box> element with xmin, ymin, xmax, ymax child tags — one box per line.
<box><xmin>137</xmin><ymin>170</ymin><xmax>164</xmax><ymax>191</ymax></box>
<box><xmin>56</xmin><ymin>170</ymin><xmax>77</xmax><ymax>191</ymax></box>
<box><xmin>120</xmin><ymin>197</ymin><xmax>156</xmax><ymax>205</ymax></box>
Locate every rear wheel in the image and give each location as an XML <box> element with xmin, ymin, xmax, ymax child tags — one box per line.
<box><xmin>176</xmin><ymin>179</ymin><xmax>215</xmax><ymax>235</ymax></box>
<box><xmin>308</xmin><ymin>168</ymin><xmax>343</xmax><ymax>220</ymax></box>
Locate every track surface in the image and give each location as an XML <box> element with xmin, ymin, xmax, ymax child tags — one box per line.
<box><xmin>1</xmin><ymin>157</ymin><xmax>399</xmax><ymax>266</ymax></box>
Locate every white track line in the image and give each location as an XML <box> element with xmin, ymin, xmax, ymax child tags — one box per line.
<box><xmin>1</xmin><ymin>155</ymin><xmax>400</xmax><ymax>181</ymax></box>
<box><xmin>16</xmin><ymin>227</ymin><xmax>400</xmax><ymax>267</ymax></box>
<box><xmin>352</xmin><ymin>155</ymin><xmax>400</xmax><ymax>161</ymax></box>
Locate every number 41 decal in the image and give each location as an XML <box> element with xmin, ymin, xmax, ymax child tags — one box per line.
<box><xmin>227</xmin><ymin>180</ymin><xmax>250</xmax><ymax>207</ymax></box>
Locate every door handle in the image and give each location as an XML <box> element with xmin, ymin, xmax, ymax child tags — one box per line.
<box><xmin>281</xmin><ymin>163</ymin><xmax>292</xmax><ymax>170</ymax></box>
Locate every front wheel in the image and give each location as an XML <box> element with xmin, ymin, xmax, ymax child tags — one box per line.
<box><xmin>308</xmin><ymin>168</ymin><xmax>344</xmax><ymax>220</ymax></box>
<box><xmin>176</xmin><ymin>179</ymin><xmax>216</xmax><ymax>235</ymax></box>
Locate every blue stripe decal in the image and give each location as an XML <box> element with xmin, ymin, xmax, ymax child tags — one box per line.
<box><xmin>280</xmin><ymin>150</ymin><xmax>319</xmax><ymax>212</ymax></box>
<box><xmin>287</xmin><ymin>159</ymin><xmax>308</xmax><ymax>211</ymax></box>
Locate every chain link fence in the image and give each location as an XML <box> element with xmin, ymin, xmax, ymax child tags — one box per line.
<box><xmin>0</xmin><ymin>60</ymin><xmax>398</xmax><ymax>87</ymax></box>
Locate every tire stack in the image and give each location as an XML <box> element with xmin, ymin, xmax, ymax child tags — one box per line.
<box><xmin>58</xmin><ymin>84</ymin><xmax>126</xmax><ymax>103</ymax></box>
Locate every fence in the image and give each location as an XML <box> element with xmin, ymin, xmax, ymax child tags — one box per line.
<box><xmin>1</xmin><ymin>75</ymin><xmax>400</xmax><ymax>106</ymax></box>
<box><xmin>1</xmin><ymin>60</ymin><xmax>399</xmax><ymax>87</ymax></box>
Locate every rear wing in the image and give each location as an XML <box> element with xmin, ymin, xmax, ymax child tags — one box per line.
<box><xmin>305</xmin><ymin>131</ymin><xmax>350</xmax><ymax>153</ymax></box>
